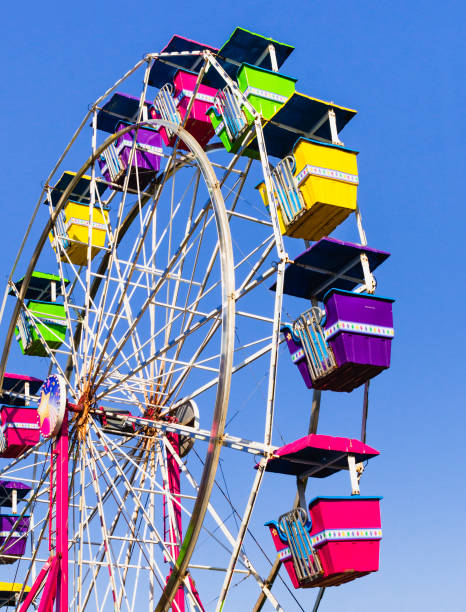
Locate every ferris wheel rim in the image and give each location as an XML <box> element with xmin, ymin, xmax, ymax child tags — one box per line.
<box><xmin>0</xmin><ymin>119</ymin><xmax>241</xmax><ymax>610</ymax></box>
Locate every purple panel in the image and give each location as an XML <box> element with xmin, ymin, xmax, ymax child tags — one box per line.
<box><xmin>317</xmin><ymin>290</ymin><xmax>394</xmax><ymax>391</ymax></box>
<box><xmin>296</xmin><ymin>361</ymin><xmax>313</xmax><ymax>389</ymax></box>
<box><xmin>0</xmin><ymin>480</ymin><xmax>31</xmax><ymax>490</ymax></box>
<box><xmin>98</xmin><ymin>124</ymin><xmax>163</xmax><ymax>191</ymax></box>
<box><xmin>324</xmin><ymin>289</ymin><xmax>394</xmax><ymax>329</ymax></box>
<box><xmin>116</xmin><ymin>124</ymin><xmax>162</xmax><ymax>173</ymax></box>
<box><xmin>330</xmin><ymin>334</ymin><xmax>391</xmax><ymax>369</ymax></box>
<box><xmin>0</xmin><ymin>515</ymin><xmax>29</xmax><ymax>560</ymax></box>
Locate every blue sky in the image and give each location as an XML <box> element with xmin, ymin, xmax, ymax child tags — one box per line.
<box><xmin>0</xmin><ymin>1</ymin><xmax>464</xmax><ymax>610</ymax></box>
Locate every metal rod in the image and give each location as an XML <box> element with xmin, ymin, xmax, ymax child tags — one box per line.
<box><xmin>361</xmin><ymin>380</ymin><xmax>370</xmax><ymax>443</ymax></box>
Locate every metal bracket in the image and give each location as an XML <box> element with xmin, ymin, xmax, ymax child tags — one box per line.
<box><xmin>328</xmin><ymin>109</ymin><xmax>344</xmax><ymax>146</ymax></box>
<box><xmin>297</xmin><ymin>476</ymin><xmax>307</xmax><ymax>510</ymax></box>
<box><xmin>348</xmin><ymin>455</ymin><xmax>360</xmax><ymax>495</ymax></box>
<box><xmin>268</xmin><ymin>44</ymin><xmax>278</xmax><ymax>72</ymax></box>
<box><xmin>360</xmin><ymin>252</ymin><xmax>376</xmax><ymax>294</ymax></box>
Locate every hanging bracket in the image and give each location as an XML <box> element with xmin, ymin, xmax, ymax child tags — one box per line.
<box><xmin>297</xmin><ymin>476</ymin><xmax>307</xmax><ymax>510</ymax></box>
<box><xmin>348</xmin><ymin>455</ymin><xmax>360</xmax><ymax>495</ymax></box>
<box><xmin>328</xmin><ymin>109</ymin><xmax>344</xmax><ymax>146</ymax></box>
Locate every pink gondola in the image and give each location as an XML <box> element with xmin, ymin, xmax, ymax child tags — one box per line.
<box><xmin>151</xmin><ymin>70</ymin><xmax>218</xmax><ymax>150</ymax></box>
<box><xmin>263</xmin><ymin>434</ymin><xmax>382</xmax><ymax>588</ymax></box>
<box><xmin>0</xmin><ymin>406</ymin><xmax>40</xmax><ymax>459</ymax></box>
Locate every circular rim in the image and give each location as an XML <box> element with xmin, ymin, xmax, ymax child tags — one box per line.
<box><xmin>0</xmin><ymin>120</ymin><xmax>237</xmax><ymax>609</ymax></box>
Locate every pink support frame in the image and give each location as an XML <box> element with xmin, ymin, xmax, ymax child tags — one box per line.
<box><xmin>167</xmin><ymin>432</ymin><xmax>185</xmax><ymax>612</ymax></box>
<box><xmin>19</xmin><ymin>411</ymin><xmax>68</xmax><ymax>611</ymax></box>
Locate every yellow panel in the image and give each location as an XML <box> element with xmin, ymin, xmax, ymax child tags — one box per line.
<box><xmin>285</xmin><ymin>203</ymin><xmax>353</xmax><ymax>240</ymax></box>
<box><xmin>294</xmin><ymin>140</ymin><xmax>357</xmax><ymax>174</ymax></box>
<box><xmin>64</xmin><ymin>202</ymin><xmax>109</xmax><ymax>247</ymax></box>
<box><xmin>48</xmin><ymin>201</ymin><xmax>109</xmax><ymax>266</ymax></box>
<box><xmin>257</xmin><ymin>182</ymin><xmax>286</xmax><ymax>235</ymax></box>
<box><xmin>0</xmin><ymin>582</ymin><xmax>31</xmax><ymax>593</ymax></box>
<box><xmin>61</xmin><ymin>244</ymin><xmax>102</xmax><ymax>266</ymax></box>
<box><xmin>293</xmin><ymin>140</ymin><xmax>358</xmax><ymax>216</ymax></box>
<box><xmin>257</xmin><ymin>140</ymin><xmax>359</xmax><ymax>240</ymax></box>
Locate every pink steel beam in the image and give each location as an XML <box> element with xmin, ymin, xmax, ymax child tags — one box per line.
<box><xmin>55</xmin><ymin>410</ymin><xmax>69</xmax><ymax>610</ymax></box>
<box><xmin>166</xmin><ymin>432</ymin><xmax>185</xmax><ymax>612</ymax></box>
<box><xmin>188</xmin><ymin>575</ymin><xmax>205</xmax><ymax>612</ymax></box>
<box><xmin>22</xmin><ymin>409</ymin><xmax>69</xmax><ymax>612</ymax></box>
<box><xmin>37</xmin><ymin>557</ymin><xmax>59</xmax><ymax>612</ymax></box>
<box><xmin>19</xmin><ymin>557</ymin><xmax>54</xmax><ymax>612</ymax></box>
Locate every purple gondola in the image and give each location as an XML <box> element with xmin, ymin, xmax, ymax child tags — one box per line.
<box><xmin>98</xmin><ymin>122</ymin><xmax>163</xmax><ymax>191</ymax></box>
<box><xmin>0</xmin><ymin>514</ymin><xmax>30</xmax><ymax>564</ymax></box>
<box><xmin>284</xmin><ymin>290</ymin><xmax>394</xmax><ymax>392</ymax></box>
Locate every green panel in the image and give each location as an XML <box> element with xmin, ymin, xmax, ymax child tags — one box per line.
<box><xmin>206</xmin><ymin>107</ymin><xmax>234</xmax><ymax>151</ymax></box>
<box><xmin>31</xmin><ymin>323</ymin><xmax>67</xmax><ymax>345</ymax></box>
<box><xmin>14</xmin><ymin>301</ymin><xmax>67</xmax><ymax>356</ymax></box>
<box><xmin>15</xmin><ymin>333</ymin><xmax>59</xmax><ymax>357</ymax></box>
<box><xmin>30</xmin><ymin>271</ymin><xmax>66</xmax><ymax>283</ymax></box>
<box><xmin>206</xmin><ymin>107</ymin><xmax>223</xmax><ymax>133</ymax></box>
<box><xmin>206</xmin><ymin>108</ymin><xmax>259</xmax><ymax>159</ymax></box>
<box><xmin>15</xmin><ymin>322</ymin><xmax>67</xmax><ymax>356</ymax></box>
<box><xmin>26</xmin><ymin>301</ymin><xmax>66</xmax><ymax>320</ymax></box>
<box><xmin>237</xmin><ymin>64</ymin><xmax>296</xmax><ymax>121</ymax></box>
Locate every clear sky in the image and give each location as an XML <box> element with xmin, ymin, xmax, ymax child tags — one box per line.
<box><xmin>0</xmin><ymin>1</ymin><xmax>464</xmax><ymax>610</ymax></box>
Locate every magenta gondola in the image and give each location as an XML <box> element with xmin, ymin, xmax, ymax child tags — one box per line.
<box><xmin>0</xmin><ymin>406</ymin><xmax>40</xmax><ymax>458</ymax></box>
<box><xmin>263</xmin><ymin>434</ymin><xmax>382</xmax><ymax>589</ymax></box>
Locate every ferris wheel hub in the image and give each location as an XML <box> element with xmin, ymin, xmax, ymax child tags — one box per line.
<box><xmin>74</xmin><ymin>388</ymin><xmax>95</xmax><ymax>439</ymax></box>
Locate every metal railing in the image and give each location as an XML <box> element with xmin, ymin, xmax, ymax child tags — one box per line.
<box><xmin>101</xmin><ymin>143</ymin><xmax>124</xmax><ymax>182</ymax></box>
<box><xmin>152</xmin><ymin>83</ymin><xmax>180</xmax><ymax>135</ymax></box>
<box><xmin>294</xmin><ymin>307</ymin><xmax>337</xmax><ymax>382</ymax></box>
<box><xmin>214</xmin><ymin>85</ymin><xmax>247</xmax><ymax>141</ymax></box>
<box><xmin>54</xmin><ymin>210</ymin><xmax>70</xmax><ymax>251</ymax></box>
<box><xmin>278</xmin><ymin>507</ymin><xmax>323</xmax><ymax>585</ymax></box>
<box><xmin>16</xmin><ymin>311</ymin><xmax>32</xmax><ymax>351</ymax></box>
<box><xmin>271</xmin><ymin>156</ymin><xmax>305</xmax><ymax>226</ymax></box>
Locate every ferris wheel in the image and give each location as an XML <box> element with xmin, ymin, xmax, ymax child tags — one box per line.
<box><xmin>0</xmin><ymin>27</ymin><xmax>394</xmax><ymax>611</ymax></box>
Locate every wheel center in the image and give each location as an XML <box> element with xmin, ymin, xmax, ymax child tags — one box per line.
<box><xmin>75</xmin><ymin>386</ymin><xmax>95</xmax><ymax>440</ymax></box>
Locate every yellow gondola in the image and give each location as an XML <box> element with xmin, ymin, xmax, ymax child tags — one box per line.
<box><xmin>47</xmin><ymin>171</ymin><xmax>109</xmax><ymax>266</ymax></box>
<box><xmin>51</xmin><ymin>200</ymin><xmax>109</xmax><ymax>266</ymax></box>
<box><xmin>258</xmin><ymin>138</ymin><xmax>358</xmax><ymax>240</ymax></box>
<box><xmin>0</xmin><ymin>583</ymin><xmax>31</xmax><ymax>607</ymax></box>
